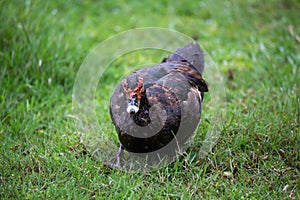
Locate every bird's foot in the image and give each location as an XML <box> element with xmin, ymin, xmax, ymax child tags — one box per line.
<box><xmin>112</xmin><ymin>144</ymin><xmax>123</xmax><ymax>168</ymax></box>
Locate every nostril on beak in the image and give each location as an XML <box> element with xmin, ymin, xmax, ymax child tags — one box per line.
<box><xmin>129</xmin><ymin>108</ymin><xmax>136</xmax><ymax>115</ymax></box>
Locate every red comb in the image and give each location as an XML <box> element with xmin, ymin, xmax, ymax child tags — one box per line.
<box><xmin>123</xmin><ymin>77</ymin><xmax>144</xmax><ymax>100</ymax></box>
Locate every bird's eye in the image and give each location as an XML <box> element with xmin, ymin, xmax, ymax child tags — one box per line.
<box><xmin>129</xmin><ymin>98</ymin><xmax>138</xmax><ymax>106</ymax></box>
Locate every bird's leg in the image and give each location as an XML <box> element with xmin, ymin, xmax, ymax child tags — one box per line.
<box><xmin>115</xmin><ymin>143</ymin><xmax>123</xmax><ymax>168</ymax></box>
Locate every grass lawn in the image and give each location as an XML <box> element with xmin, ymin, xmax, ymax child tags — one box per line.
<box><xmin>1</xmin><ymin>0</ymin><xmax>299</xmax><ymax>199</ymax></box>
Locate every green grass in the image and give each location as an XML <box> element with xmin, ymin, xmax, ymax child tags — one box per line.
<box><xmin>1</xmin><ymin>0</ymin><xmax>299</xmax><ymax>199</ymax></box>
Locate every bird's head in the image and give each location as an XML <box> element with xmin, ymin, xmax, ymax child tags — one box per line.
<box><xmin>123</xmin><ymin>77</ymin><xmax>144</xmax><ymax>115</ymax></box>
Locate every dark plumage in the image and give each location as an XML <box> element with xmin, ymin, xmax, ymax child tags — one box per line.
<box><xmin>110</xmin><ymin>42</ymin><xmax>208</xmax><ymax>165</ymax></box>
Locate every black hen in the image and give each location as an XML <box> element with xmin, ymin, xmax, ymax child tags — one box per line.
<box><xmin>110</xmin><ymin>42</ymin><xmax>208</xmax><ymax>165</ymax></box>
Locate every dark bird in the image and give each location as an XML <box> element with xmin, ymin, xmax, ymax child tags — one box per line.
<box><xmin>110</xmin><ymin>42</ymin><xmax>208</xmax><ymax>166</ymax></box>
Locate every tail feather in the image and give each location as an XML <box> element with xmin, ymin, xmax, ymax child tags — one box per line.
<box><xmin>164</xmin><ymin>42</ymin><xmax>205</xmax><ymax>74</ymax></box>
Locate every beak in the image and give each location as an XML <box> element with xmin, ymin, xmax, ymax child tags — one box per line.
<box><xmin>127</xmin><ymin>97</ymin><xmax>139</xmax><ymax>115</ymax></box>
